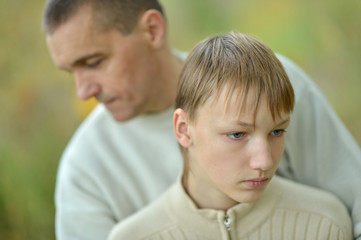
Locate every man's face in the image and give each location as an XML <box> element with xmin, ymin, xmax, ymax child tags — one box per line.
<box><xmin>46</xmin><ymin>6</ymin><xmax>162</xmax><ymax>121</ymax></box>
<box><xmin>186</xmin><ymin>88</ymin><xmax>290</xmax><ymax>209</ymax></box>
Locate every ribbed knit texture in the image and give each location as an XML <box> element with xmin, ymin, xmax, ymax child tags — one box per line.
<box><xmin>133</xmin><ymin>212</ymin><xmax>345</xmax><ymax>240</ymax></box>
<box><xmin>109</xmin><ymin>176</ymin><xmax>352</xmax><ymax>240</ymax></box>
<box><xmin>118</xmin><ymin>217</ymin><xmax>345</xmax><ymax>240</ymax></box>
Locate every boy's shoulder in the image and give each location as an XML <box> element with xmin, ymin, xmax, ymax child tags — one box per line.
<box><xmin>274</xmin><ymin>176</ymin><xmax>345</xmax><ymax>212</ymax></box>
<box><xmin>108</xmin><ymin>183</ymin><xmax>179</xmax><ymax>240</ymax></box>
<box><xmin>272</xmin><ymin>176</ymin><xmax>352</xmax><ymax>235</ymax></box>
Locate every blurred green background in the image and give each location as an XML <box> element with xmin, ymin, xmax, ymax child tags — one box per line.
<box><xmin>0</xmin><ymin>0</ymin><xmax>360</xmax><ymax>239</ymax></box>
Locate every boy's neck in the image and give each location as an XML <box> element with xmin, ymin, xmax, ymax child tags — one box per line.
<box><xmin>182</xmin><ymin>171</ymin><xmax>238</xmax><ymax>211</ymax></box>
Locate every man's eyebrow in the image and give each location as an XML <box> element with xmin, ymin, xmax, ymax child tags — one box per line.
<box><xmin>57</xmin><ymin>53</ymin><xmax>103</xmax><ymax>73</ymax></box>
<box><xmin>70</xmin><ymin>53</ymin><xmax>103</xmax><ymax>68</ymax></box>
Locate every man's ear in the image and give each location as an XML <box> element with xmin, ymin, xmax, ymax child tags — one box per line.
<box><xmin>138</xmin><ymin>9</ymin><xmax>166</xmax><ymax>49</ymax></box>
<box><xmin>173</xmin><ymin>108</ymin><xmax>193</xmax><ymax>148</ymax></box>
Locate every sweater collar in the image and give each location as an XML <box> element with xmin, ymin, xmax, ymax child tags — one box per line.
<box><xmin>166</xmin><ymin>176</ymin><xmax>281</xmax><ymax>239</ymax></box>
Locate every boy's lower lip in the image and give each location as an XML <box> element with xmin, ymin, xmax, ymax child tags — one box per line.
<box><xmin>242</xmin><ymin>178</ymin><xmax>269</xmax><ymax>188</ymax></box>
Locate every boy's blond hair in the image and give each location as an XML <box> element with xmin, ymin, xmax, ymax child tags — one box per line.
<box><xmin>175</xmin><ymin>32</ymin><xmax>295</xmax><ymax>122</ymax></box>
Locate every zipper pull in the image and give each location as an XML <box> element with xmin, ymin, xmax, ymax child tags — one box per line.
<box><xmin>223</xmin><ymin>214</ymin><xmax>232</xmax><ymax>240</ymax></box>
<box><xmin>224</xmin><ymin>214</ymin><xmax>231</xmax><ymax>232</ymax></box>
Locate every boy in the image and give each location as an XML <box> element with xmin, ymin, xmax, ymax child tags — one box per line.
<box><xmin>109</xmin><ymin>32</ymin><xmax>352</xmax><ymax>239</ymax></box>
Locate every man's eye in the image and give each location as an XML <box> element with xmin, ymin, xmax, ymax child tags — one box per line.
<box><xmin>227</xmin><ymin>132</ymin><xmax>246</xmax><ymax>139</ymax></box>
<box><xmin>270</xmin><ymin>129</ymin><xmax>286</xmax><ymax>136</ymax></box>
<box><xmin>87</xmin><ymin>60</ymin><xmax>101</xmax><ymax>68</ymax></box>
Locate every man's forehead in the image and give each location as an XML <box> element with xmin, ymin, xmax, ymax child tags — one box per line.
<box><xmin>46</xmin><ymin>16</ymin><xmax>112</xmax><ymax>70</ymax></box>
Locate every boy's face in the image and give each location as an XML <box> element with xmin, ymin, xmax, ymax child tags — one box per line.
<box><xmin>181</xmin><ymin>88</ymin><xmax>290</xmax><ymax>210</ymax></box>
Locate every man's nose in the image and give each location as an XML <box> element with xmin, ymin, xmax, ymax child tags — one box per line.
<box><xmin>75</xmin><ymin>72</ymin><xmax>101</xmax><ymax>100</ymax></box>
<box><xmin>249</xmin><ymin>138</ymin><xmax>274</xmax><ymax>171</ymax></box>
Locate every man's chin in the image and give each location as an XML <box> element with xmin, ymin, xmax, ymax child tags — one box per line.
<box><xmin>108</xmin><ymin>108</ymin><xmax>139</xmax><ymax>122</ymax></box>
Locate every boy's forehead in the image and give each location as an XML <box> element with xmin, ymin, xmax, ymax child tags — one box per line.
<box><xmin>209</xmin><ymin>85</ymin><xmax>254</xmax><ymax>110</ymax></box>
<box><xmin>199</xmin><ymin>85</ymin><xmax>256</xmax><ymax>117</ymax></box>
<box><xmin>196</xmin><ymin>89</ymin><xmax>289</xmax><ymax>127</ymax></box>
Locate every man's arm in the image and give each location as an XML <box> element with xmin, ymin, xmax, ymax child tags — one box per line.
<box><xmin>55</xmin><ymin>153</ymin><xmax>117</xmax><ymax>240</ymax></box>
<box><xmin>54</xmin><ymin>106</ymin><xmax>123</xmax><ymax>240</ymax></box>
<box><xmin>277</xmin><ymin>54</ymin><xmax>361</xmax><ymax>239</ymax></box>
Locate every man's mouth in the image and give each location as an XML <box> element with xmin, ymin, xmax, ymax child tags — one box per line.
<box><xmin>102</xmin><ymin>98</ymin><xmax>117</xmax><ymax>107</ymax></box>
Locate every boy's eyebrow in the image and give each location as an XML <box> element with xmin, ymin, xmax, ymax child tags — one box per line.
<box><xmin>235</xmin><ymin>117</ymin><xmax>290</xmax><ymax>128</ymax></box>
<box><xmin>236</xmin><ymin>121</ymin><xmax>254</xmax><ymax>128</ymax></box>
<box><xmin>275</xmin><ymin>117</ymin><xmax>290</xmax><ymax>127</ymax></box>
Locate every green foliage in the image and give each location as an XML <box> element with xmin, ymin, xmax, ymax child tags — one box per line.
<box><xmin>163</xmin><ymin>0</ymin><xmax>361</xmax><ymax>142</ymax></box>
<box><xmin>0</xmin><ymin>0</ymin><xmax>360</xmax><ymax>239</ymax></box>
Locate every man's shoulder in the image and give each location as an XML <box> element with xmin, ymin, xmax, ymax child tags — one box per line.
<box><xmin>61</xmin><ymin>105</ymin><xmax>174</xmax><ymax>162</ymax></box>
<box><xmin>68</xmin><ymin>104</ymin><xmax>115</xmax><ymax>144</ymax></box>
<box><xmin>57</xmin><ymin>105</ymin><xmax>181</xmax><ymax>195</ymax></box>
<box><xmin>59</xmin><ymin>105</ymin><xmax>116</xmax><ymax>164</ymax></box>
<box><xmin>275</xmin><ymin>53</ymin><xmax>320</xmax><ymax>98</ymax></box>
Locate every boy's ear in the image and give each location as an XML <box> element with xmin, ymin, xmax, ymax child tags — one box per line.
<box><xmin>173</xmin><ymin>108</ymin><xmax>193</xmax><ymax>148</ymax></box>
<box><xmin>138</xmin><ymin>9</ymin><xmax>166</xmax><ymax>49</ymax></box>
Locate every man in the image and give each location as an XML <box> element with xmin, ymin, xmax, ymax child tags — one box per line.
<box><xmin>43</xmin><ymin>0</ymin><xmax>361</xmax><ymax>239</ymax></box>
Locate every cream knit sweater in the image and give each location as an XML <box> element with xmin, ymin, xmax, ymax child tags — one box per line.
<box><xmin>109</xmin><ymin>176</ymin><xmax>352</xmax><ymax>240</ymax></box>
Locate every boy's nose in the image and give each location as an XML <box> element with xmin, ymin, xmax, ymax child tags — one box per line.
<box><xmin>249</xmin><ymin>139</ymin><xmax>274</xmax><ymax>171</ymax></box>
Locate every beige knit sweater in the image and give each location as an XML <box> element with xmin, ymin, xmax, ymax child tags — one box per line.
<box><xmin>108</xmin><ymin>176</ymin><xmax>352</xmax><ymax>240</ymax></box>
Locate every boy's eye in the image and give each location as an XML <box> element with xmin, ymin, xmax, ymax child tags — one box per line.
<box><xmin>227</xmin><ymin>132</ymin><xmax>246</xmax><ymax>139</ymax></box>
<box><xmin>270</xmin><ymin>129</ymin><xmax>285</xmax><ymax>136</ymax></box>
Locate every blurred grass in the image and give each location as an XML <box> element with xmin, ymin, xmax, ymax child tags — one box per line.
<box><xmin>0</xmin><ymin>0</ymin><xmax>360</xmax><ymax>239</ymax></box>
